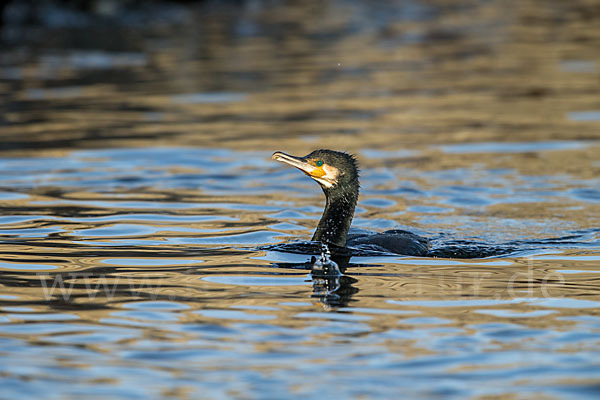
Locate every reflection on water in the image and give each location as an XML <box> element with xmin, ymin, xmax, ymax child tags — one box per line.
<box><xmin>1</xmin><ymin>0</ymin><xmax>600</xmax><ymax>399</ymax></box>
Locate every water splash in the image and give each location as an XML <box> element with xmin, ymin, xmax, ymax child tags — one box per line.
<box><xmin>311</xmin><ymin>243</ymin><xmax>342</xmax><ymax>276</ymax></box>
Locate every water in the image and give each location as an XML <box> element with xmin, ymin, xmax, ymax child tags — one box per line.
<box><xmin>1</xmin><ymin>1</ymin><xmax>600</xmax><ymax>399</ymax></box>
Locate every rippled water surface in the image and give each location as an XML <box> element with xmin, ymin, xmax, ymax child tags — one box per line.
<box><xmin>1</xmin><ymin>0</ymin><xmax>600</xmax><ymax>399</ymax></box>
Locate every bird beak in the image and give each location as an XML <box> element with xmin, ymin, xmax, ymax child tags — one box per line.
<box><xmin>272</xmin><ymin>151</ymin><xmax>322</xmax><ymax>178</ymax></box>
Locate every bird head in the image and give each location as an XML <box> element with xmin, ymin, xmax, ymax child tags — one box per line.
<box><xmin>272</xmin><ymin>149</ymin><xmax>359</xmax><ymax>191</ymax></box>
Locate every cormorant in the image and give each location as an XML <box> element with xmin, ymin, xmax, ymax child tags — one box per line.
<box><xmin>272</xmin><ymin>149</ymin><xmax>430</xmax><ymax>256</ymax></box>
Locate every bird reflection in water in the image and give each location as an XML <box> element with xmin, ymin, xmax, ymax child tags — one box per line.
<box><xmin>270</xmin><ymin>243</ymin><xmax>359</xmax><ymax>307</ymax></box>
<box><xmin>311</xmin><ymin>274</ymin><xmax>358</xmax><ymax>308</ymax></box>
<box><xmin>309</xmin><ymin>244</ymin><xmax>359</xmax><ymax>307</ymax></box>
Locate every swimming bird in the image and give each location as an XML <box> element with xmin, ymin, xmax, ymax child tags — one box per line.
<box><xmin>272</xmin><ymin>149</ymin><xmax>430</xmax><ymax>256</ymax></box>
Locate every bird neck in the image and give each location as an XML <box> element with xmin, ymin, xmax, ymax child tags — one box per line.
<box><xmin>312</xmin><ymin>182</ymin><xmax>358</xmax><ymax>248</ymax></box>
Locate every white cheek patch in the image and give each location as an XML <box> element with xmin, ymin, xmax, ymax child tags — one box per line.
<box><xmin>323</xmin><ymin>164</ymin><xmax>340</xmax><ymax>181</ymax></box>
<box><xmin>312</xmin><ymin>164</ymin><xmax>339</xmax><ymax>188</ymax></box>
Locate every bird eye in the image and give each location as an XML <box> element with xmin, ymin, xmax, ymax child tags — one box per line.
<box><xmin>315</xmin><ymin>160</ymin><xmax>324</xmax><ymax>167</ymax></box>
